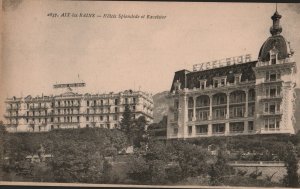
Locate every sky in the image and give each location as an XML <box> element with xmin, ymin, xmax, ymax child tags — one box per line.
<box><xmin>1</xmin><ymin>1</ymin><xmax>300</xmax><ymax>119</ymax></box>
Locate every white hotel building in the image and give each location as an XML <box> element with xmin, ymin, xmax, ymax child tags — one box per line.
<box><xmin>167</xmin><ymin>11</ymin><xmax>297</xmax><ymax>139</ymax></box>
<box><xmin>4</xmin><ymin>82</ymin><xmax>153</xmax><ymax>132</ymax></box>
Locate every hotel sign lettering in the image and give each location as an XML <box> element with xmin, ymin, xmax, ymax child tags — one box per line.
<box><xmin>53</xmin><ymin>83</ymin><xmax>86</xmax><ymax>89</ymax></box>
<box><xmin>193</xmin><ymin>54</ymin><xmax>252</xmax><ymax>71</ymax></box>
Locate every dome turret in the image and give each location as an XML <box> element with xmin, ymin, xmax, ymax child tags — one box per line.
<box><xmin>258</xmin><ymin>10</ymin><xmax>293</xmax><ymax>62</ymax></box>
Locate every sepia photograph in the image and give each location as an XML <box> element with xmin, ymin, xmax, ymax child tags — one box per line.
<box><xmin>0</xmin><ymin>0</ymin><xmax>300</xmax><ymax>188</ymax></box>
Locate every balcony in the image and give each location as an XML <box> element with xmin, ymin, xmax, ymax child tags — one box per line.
<box><xmin>195</xmin><ymin>105</ymin><xmax>210</xmax><ymax>109</ymax></box>
<box><xmin>195</xmin><ymin>117</ymin><xmax>209</xmax><ymax>122</ymax></box>
<box><xmin>229</xmin><ymin>115</ymin><xmax>245</xmax><ymax>119</ymax></box>
<box><xmin>229</xmin><ymin>130</ymin><xmax>244</xmax><ymax>134</ymax></box>
<box><xmin>260</xmin><ymin>95</ymin><xmax>282</xmax><ymax>101</ymax></box>
<box><xmin>7</xmin><ymin>106</ymin><xmax>20</xmax><ymax>110</ymax></box>
<box><xmin>61</xmin><ymin>104</ymin><xmax>80</xmax><ymax>108</ymax></box>
<box><xmin>169</xmin><ymin>120</ymin><xmax>178</xmax><ymax>127</ymax></box>
<box><xmin>195</xmin><ymin>131</ymin><xmax>208</xmax><ymax>136</ymax></box>
<box><xmin>4</xmin><ymin>113</ymin><xmax>19</xmax><ymax>118</ymax></box>
<box><xmin>212</xmin><ymin>131</ymin><xmax>225</xmax><ymax>135</ymax></box>
<box><xmin>260</xmin><ymin>111</ymin><xmax>283</xmax><ymax>117</ymax></box>
<box><xmin>212</xmin><ymin>103</ymin><xmax>227</xmax><ymax>107</ymax></box>
<box><xmin>6</xmin><ymin>123</ymin><xmax>18</xmax><ymax>127</ymax></box>
<box><xmin>212</xmin><ymin>115</ymin><xmax>227</xmax><ymax>120</ymax></box>
<box><xmin>91</xmin><ymin>104</ymin><xmax>111</xmax><ymax>107</ymax></box>
<box><xmin>169</xmin><ymin>133</ymin><xmax>178</xmax><ymax>138</ymax></box>
<box><xmin>29</xmin><ymin>105</ymin><xmax>48</xmax><ymax>109</ymax></box>
<box><xmin>263</xmin><ymin>79</ymin><xmax>283</xmax><ymax>84</ymax></box>
<box><xmin>261</xmin><ymin>128</ymin><xmax>280</xmax><ymax>132</ymax></box>
<box><xmin>84</xmin><ymin>110</ymin><xmax>98</xmax><ymax>115</ymax></box>
<box><xmin>256</xmin><ymin>57</ymin><xmax>294</xmax><ymax>67</ymax></box>
<box><xmin>59</xmin><ymin>121</ymin><xmax>80</xmax><ymax>124</ymax></box>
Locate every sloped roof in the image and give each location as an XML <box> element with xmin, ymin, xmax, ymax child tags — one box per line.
<box><xmin>170</xmin><ymin>61</ymin><xmax>257</xmax><ymax>92</ymax></box>
<box><xmin>258</xmin><ymin>35</ymin><xmax>291</xmax><ymax>62</ymax></box>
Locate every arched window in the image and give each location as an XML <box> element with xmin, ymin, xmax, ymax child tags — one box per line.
<box><xmin>188</xmin><ymin>97</ymin><xmax>194</xmax><ymax>108</ymax></box>
<box><xmin>196</xmin><ymin>95</ymin><xmax>210</xmax><ymax>107</ymax></box>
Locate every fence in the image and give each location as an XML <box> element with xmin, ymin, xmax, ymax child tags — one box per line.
<box><xmin>229</xmin><ymin>161</ymin><xmax>300</xmax><ymax>183</ymax></box>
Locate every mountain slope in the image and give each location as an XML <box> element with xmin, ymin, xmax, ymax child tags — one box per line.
<box><xmin>152</xmin><ymin>91</ymin><xmax>171</xmax><ymax>123</ymax></box>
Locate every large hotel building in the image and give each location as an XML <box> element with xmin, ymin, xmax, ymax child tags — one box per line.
<box><xmin>4</xmin><ymin>82</ymin><xmax>153</xmax><ymax>132</ymax></box>
<box><xmin>167</xmin><ymin>11</ymin><xmax>297</xmax><ymax>139</ymax></box>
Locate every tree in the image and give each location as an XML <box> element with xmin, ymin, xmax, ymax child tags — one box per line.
<box><xmin>174</xmin><ymin>142</ymin><xmax>209</xmax><ymax>179</ymax></box>
<box><xmin>0</xmin><ymin>121</ymin><xmax>7</xmax><ymax>171</ymax></box>
<box><xmin>102</xmin><ymin>159</ymin><xmax>113</xmax><ymax>183</ymax></box>
<box><xmin>283</xmin><ymin>142</ymin><xmax>299</xmax><ymax>188</ymax></box>
<box><xmin>147</xmin><ymin>116</ymin><xmax>167</xmax><ymax>139</ymax></box>
<box><xmin>132</xmin><ymin>116</ymin><xmax>148</xmax><ymax>148</ymax></box>
<box><xmin>47</xmin><ymin>128</ymin><xmax>129</xmax><ymax>183</ymax></box>
<box><xmin>208</xmin><ymin>149</ymin><xmax>233</xmax><ymax>185</ymax></box>
<box><xmin>120</xmin><ymin>105</ymin><xmax>148</xmax><ymax>147</ymax></box>
<box><xmin>50</xmin><ymin>139</ymin><xmax>104</xmax><ymax>183</ymax></box>
<box><xmin>127</xmin><ymin>155</ymin><xmax>151</xmax><ymax>183</ymax></box>
<box><xmin>120</xmin><ymin>105</ymin><xmax>134</xmax><ymax>144</ymax></box>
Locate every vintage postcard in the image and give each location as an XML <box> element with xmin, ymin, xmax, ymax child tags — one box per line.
<box><xmin>1</xmin><ymin>1</ymin><xmax>300</xmax><ymax>188</ymax></box>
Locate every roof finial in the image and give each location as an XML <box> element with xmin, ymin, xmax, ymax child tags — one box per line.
<box><xmin>270</xmin><ymin>4</ymin><xmax>282</xmax><ymax>36</ymax></box>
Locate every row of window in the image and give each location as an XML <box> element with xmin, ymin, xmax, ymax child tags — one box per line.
<box><xmin>7</xmin><ymin>104</ymin><xmax>20</xmax><ymax>109</ymax></box>
<box><xmin>86</xmin><ymin>98</ymin><xmax>137</xmax><ymax>106</ymax></box>
<box><xmin>172</xmin><ymin>118</ymin><xmax>281</xmax><ymax>136</ymax></box>
<box><xmin>24</xmin><ymin>114</ymin><xmax>126</xmax><ymax>124</ymax></box>
<box><xmin>173</xmin><ymin>121</ymin><xmax>255</xmax><ymax>135</ymax></box>
<box><xmin>187</xmin><ymin>91</ymin><xmax>256</xmax><ymax>108</ymax></box>
<box><xmin>22</xmin><ymin>97</ymin><xmax>139</xmax><ymax>109</ymax></box>
<box><xmin>29</xmin><ymin>123</ymin><xmax>119</xmax><ymax>132</ymax></box>
<box><xmin>187</xmin><ymin>105</ymin><xmax>255</xmax><ymax>121</ymax></box>
<box><xmin>199</xmin><ymin>75</ymin><xmax>242</xmax><ymax>90</ymax></box>
<box><xmin>23</xmin><ymin>105</ymin><xmax>138</xmax><ymax>116</ymax></box>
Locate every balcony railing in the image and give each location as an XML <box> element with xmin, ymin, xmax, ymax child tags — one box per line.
<box><xmin>260</xmin><ymin>94</ymin><xmax>282</xmax><ymax>100</ymax></box>
<box><xmin>229</xmin><ymin>130</ymin><xmax>244</xmax><ymax>134</ymax></box>
<box><xmin>29</xmin><ymin>105</ymin><xmax>48</xmax><ymax>109</ymax></box>
<box><xmin>90</xmin><ymin>104</ymin><xmax>111</xmax><ymax>107</ymax></box>
<box><xmin>4</xmin><ymin>113</ymin><xmax>19</xmax><ymax>117</ymax></box>
<box><xmin>59</xmin><ymin>104</ymin><xmax>80</xmax><ymax>107</ymax></box>
<box><xmin>6</xmin><ymin>123</ymin><xmax>18</xmax><ymax>127</ymax></box>
<box><xmin>261</xmin><ymin>128</ymin><xmax>280</xmax><ymax>132</ymax></box>
<box><xmin>212</xmin><ymin>115</ymin><xmax>227</xmax><ymax>120</ymax></box>
<box><xmin>195</xmin><ymin>105</ymin><xmax>210</xmax><ymax>109</ymax></box>
<box><xmin>7</xmin><ymin>106</ymin><xmax>20</xmax><ymax>110</ymax></box>
<box><xmin>229</xmin><ymin>115</ymin><xmax>245</xmax><ymax>119</ymax></box>
<box><xmin>229</xmin><ymin>101</ymin><xmax>246</xmax><ymax>105</ymax></box>
<box><xmin>256</xmin><ymin>57</ymin><xmax>294</xmax><ymax>67</ymax></box>
<box><xmin>212</xmin><ymin>103</ymin><xmax>227</xmax><ymax>106</ymax></box>
<box><xmin>196</xmin><ymin>132</ymin><xmax>208</xmax><ymax>135</ymax></box>
<box><xmin>169</xmin><ymin>133</ymin><xmax>178</xmax><ymax>137</ymax></box>
<box><xmin>212</xmin><ymin>131</ymin><xmax>225</xmax><ymax>135</ymax></box>
<box><xmin>183</xmin><ymin>80</ymin><xmax>255</xmax><ymax>93</ymax></box>
<box><xmin>169</xmin><ymin>120</ymin><xmax>178</xmax><ymax>127</ymax></box>
<box><xmin>260</xmin><ymin>111</ymin><xmax>283</xmax><ymax>116</ymax></box>
<box><xmin>196</xmin><ymin>117</ymin><xmax>209</xmax><ymax>121</ymax></box>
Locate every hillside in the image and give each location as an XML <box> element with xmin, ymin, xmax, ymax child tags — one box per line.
<box><xmin>152</xmin><ymin>91</ymin><xmax>171</xmax><ymax>123</ymax></box>
<box><xmin>153</xmin><ymin>89</ymin><xmax>300</xmax><ymax>131</ymax></box>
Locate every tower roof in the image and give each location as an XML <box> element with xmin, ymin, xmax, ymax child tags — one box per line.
<box><xmin>258</xmin><ymin>10</ymin><xmax>293</xmax><ymax>62</ymax></box>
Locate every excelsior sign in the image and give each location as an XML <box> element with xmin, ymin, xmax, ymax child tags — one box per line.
<box><xmin>193</xmin><ymin>54</ymin><xmax>252</xmax><ymax>71</ymax></box>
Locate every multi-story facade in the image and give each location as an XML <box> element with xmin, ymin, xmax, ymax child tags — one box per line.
<box><xmin>4</xmin><ymin>82</ymin><xmax>153</xmax><ymax>132</ymax></box>
<box><xmin>167</xmin><ymin>10</ymin><xmax>297</xmax><ymax>139</ymax></box>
